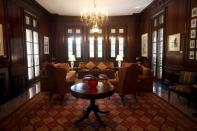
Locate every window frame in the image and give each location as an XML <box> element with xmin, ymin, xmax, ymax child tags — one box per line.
<box><xmin>24</xmin><ymin>12</ymin><xmax>40</xmax><ymax>82</ymax></box>
<box><xmin>88</xmin><ymin>28</ymin><xmax>104</xmax><ymax>60</ymax></box>
<box><xmin>109</xmin><ymin>27</ymin><xmax>126</xmax><ymax>59</ymax></box>
<box><xmin>65</xmin><ymin>26</ymin><xmax>83</xmax><ymax>60</ymax></box>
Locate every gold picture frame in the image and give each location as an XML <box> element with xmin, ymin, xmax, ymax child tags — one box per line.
<box><xmin>141</xmin><ymin>33</ymin><xmax>148</xmax><ymax>57</ymax></box>
<box><xmin>0</xmin><ymin>24</ymin><xmax>4</xmax><ymax>56</ymax></box>
<box><xmin>168</xmin><ymin>33</ymin><xmax>180</xmax><ymax>51</ymax></box>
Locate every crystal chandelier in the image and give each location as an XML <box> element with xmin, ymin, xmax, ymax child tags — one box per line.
<box><xmin>80</xmin><ymin>0</ymin><xmax>108</xmax><ymax>32</ymax></box>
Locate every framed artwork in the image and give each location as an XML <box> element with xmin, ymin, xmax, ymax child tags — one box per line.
<box><xmin>44</xmin><ymin>36</ymin><xmax>49</xmax><ymax>54</ymax></box>
<box><xmin>168</xmin><ymin>33</ymin><xmax>180</xmax><ymax>51</ymax></box>
<box><xmin>0</xmin><ymin>24</ymin><xmax>4</xmax><ymax>56</ymax></box>
<box><xmin>189</xmin><ymin>51</ymin><xmax>194</xmax><ymax>59</ymax></box>
<box><xmin>191</xmin><ymin>19</ymin><xmax>197</xmax><ymax>28</ymax></box>
<box><xmin>141</xmin><ymin>33</ymin><xmax>148</xmax><ymax>57</ymax></box>
<box><xmin>192</xmin><ymin>7</ymin><xmax>197</xmax><ymax>17</ymax></box>
<box><xmin>190</xmin><ymin>29</ymin><xmax>196</xmax><ymax>38</ymax></box>
<box><xmin>190</xmin><ymin>40</ymin><xmax>195</xmax><ymax>48</ymax></box>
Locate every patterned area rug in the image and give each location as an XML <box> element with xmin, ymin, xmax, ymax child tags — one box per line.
<box><xmin>0</xmin><ymin>92</ymin><xmax>197</xmax><ymax>131</ymax></box>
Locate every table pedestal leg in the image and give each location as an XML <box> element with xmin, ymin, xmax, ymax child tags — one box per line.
<box><xmin>75</xmin><ymin>99</ymin><xmax>109</xmax><ymax>125</ymax></box>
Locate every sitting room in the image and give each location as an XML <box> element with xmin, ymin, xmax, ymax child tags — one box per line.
<box><xmin>0</xmin><ymin>0</ymin><xmax>197</xmax><ymax>130</ymax></box>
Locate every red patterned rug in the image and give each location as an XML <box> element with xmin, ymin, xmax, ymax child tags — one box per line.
<box><xmin>0</xmin><ymin>92</ymin><xmax>197</xmax><ymax>131</ymax></box>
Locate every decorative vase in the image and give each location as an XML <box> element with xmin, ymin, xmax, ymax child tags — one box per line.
<box><xmin>88</xmin><ymin>76</ymin><xmax>98</xmax><ymax>88</ymax></box>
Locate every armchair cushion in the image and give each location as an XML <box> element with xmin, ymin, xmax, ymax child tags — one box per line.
<box><xmin>66</xmin><ymin>70</ymin><xmax>76</xmax><ymax>82</ymax></box>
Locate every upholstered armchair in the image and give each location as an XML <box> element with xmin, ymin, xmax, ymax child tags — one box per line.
<box><xmin>109</xmin><ymin>64</ymin><xmax>141</xmax><ymax>105</ymax></box>
<box><xmin>121</xmin><ymin>62</ymin><xmax>153</xmax><ymax>92</ymax></box>
<box><xmin>168</xmin><ymin>71</ymin><xmax>197</xmax><ymax>105</ymax></box>
<box><xmin>40</xmin><ymin>63</ymin><xmax>76</xmax><ymax>92</ymax></box>
<box><xmin>44</xmin><ymin>64</ymin><xmax>68</xmax><ymax>104</ymax></box>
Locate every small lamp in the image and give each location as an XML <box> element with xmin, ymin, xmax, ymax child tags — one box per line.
<box><xmin>116</xmin><ymin>54</ymin><xmax>123</xmax><ymax>68</ymax></box>
<box><xmin>68</xmin><ymin>55</ymin><xmax>76</xmax><ymax>68</ymax></box>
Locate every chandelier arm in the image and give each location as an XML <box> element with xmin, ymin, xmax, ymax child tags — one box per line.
<box><xmin>80</xmin><ymin>0</ymin><xmax>108</xmax><ymax>28</ymax></box>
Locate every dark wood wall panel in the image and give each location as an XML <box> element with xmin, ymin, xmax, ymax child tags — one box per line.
<box><xmin>0</xmin><ymin>0</ymin><xmax>51</xmax><ymax>102</ymax></box>
<box><xmin>165</xmin><ymin>0</ymin><xmax>188</xmax><ymax>70</ymax></box>
<box><xmin>50</xmin><ymin>15</ymin><xmax>140</xmax><ymax>63</ymax></box>
<box><xmin>139</xmin><ymin>0</ymin><xmax>197</xmax><ymax>79</ymax></box>
<box><xmin>184</xmin><ymin>0</ymin><xmax>197</xmax><ymax>71</ymax></box>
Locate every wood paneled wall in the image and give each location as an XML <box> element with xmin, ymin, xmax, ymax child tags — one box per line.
<box><xmin>0</xmin><ymin>0</ymin><xmax>50</xmax><ymax>102</ymax></box>
<box><xmin>139</xmin><ymin>0</ymin><xmax>197</xmax><ymax>79</ymax></box>
<box><xmin>1</xmin><ymin>0</ymin><xmax>197</xmax><ymax>103</ymax></box>
<box><xmin>50</xmin><ymin>14</ymin><xmax>140</xmax><ymax>63</ymax></box>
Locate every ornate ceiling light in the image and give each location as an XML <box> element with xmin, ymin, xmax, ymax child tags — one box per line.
<box><xmin>80</xmin><ymin>0</ymin><xmax>108</xmax><ymax>32</ymax></box>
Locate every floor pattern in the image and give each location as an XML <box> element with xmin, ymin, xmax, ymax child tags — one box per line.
<box><xmin>0</xmin><ymin>92</ymin><xmax>196</xmax><ymax>131</ymax></box>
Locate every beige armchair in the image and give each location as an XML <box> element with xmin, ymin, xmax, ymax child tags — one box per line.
<box><xmin>109</xmin><ymin>64</ymin><xmax>141</xmax><ymax>105</ymax></box>
<box><xmin>44</xmin><ymin>64</ymin><xmax>68</xmax><ymax>104</ymax></box>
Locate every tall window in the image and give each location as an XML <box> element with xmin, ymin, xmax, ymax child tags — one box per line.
<box><xmin>88</xmin><ymin>29</ymin><xmax>103</xmax><ymax>58</ymax></box>
<box><xmin>151</xmin><ymin>13</ymin><xmax>164</xmax><ymax>80</ymax></box>
<box><xmin>110</xmin><ymin>28</ymin><xmax>125</xmax><ymax>58</ymax></box>
<box><xmin>97</xmin><ymin>37</ymin><xmax>103</xmax><ymax>58</ymax></box>
<box><xmin>89</xmin><ymin>37</ymin><xmax>94</xmax><ymax>58</ymax></box>
<box><xmin>66</xmin><ymin>28</ymin><xmax>82</xmax><ymax>58</ymax></box>
<box><xmin>25</xmin><ymin>13</ymin><xmax>40</xmax><ymax>80</ymax></box>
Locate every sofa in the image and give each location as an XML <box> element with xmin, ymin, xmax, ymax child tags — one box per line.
<box><xmin>40</xmin><ymin>63</ymin><xmax>77</xmax><ymax>92</ymax></box>
<box><xmin>168</xmin><ymin>71</ymin><xmax>197</xmax><ymax>104</ymax></box>
<box><xmin>109</xmin><ymin>62</ymin><xmax>153</xmax><ymax>92</ymax></box>
<box><xmin>77</xmin><ymin>61</ymin><xmax>115</xmax><ymax>79</ymax></box>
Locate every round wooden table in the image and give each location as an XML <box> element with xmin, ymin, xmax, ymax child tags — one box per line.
<box><xmin>70</xmin><ymin>82</ymin><xmax>115</xmax><ymax>125</ymax></box>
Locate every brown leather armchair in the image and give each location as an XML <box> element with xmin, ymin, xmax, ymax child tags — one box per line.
<box><xmin>44</xmin><ymin>64</ymin><xmax>68</xmax><ymax>104</ymax></box>
<box><xmin>109</xmin><ymin>64</ymin><xmax>141</xmax><ymax>105</ymax></box>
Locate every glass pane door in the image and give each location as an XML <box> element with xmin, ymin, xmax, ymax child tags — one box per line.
<box><xmin>25</xmin><ymin>29</ymin><xmax>40</xmax><ymax>80</ymax></box>
<box><xmin>151</xmin><ymin>28</ymin><xmax>164</xmax><ymax>80</ymax></box>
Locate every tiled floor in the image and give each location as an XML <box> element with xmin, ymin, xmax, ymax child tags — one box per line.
<box><xmin>0</xmin><ymin>81</ymin><xmax>197</xmax><ymax>122</ymax></box>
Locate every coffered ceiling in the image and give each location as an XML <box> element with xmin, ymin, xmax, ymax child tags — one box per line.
<box><xmin>35</xmin><ymin>0</ymin><xmax>154</xmax><ymax>16</ymax></box>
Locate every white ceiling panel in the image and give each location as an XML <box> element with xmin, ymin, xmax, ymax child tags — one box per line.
<box><xmin>35</xmin><ymin>0</ymin><xmax>154</xmax><ymax>16</ymax></box>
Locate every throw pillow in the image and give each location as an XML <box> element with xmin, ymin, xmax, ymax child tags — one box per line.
<box><xmin>97</xmin><ymin>62</ymin><xmax>108</xmax><ymax>70</ymax></box>
<box><xmin>85</xmin><ymin>61</ymin><xmax>96</xmax><ymax>69</ymax></box>
<box><xmin>179</xmin><ymin>71</ymin><xmax>196</xmax><ymax>85</ymax></box>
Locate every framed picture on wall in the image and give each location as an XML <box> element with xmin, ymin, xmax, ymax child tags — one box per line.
<box><xmin>191</xmin><ymin>19</ymin><xmax>197</xmax><ymax>28</ymax></box>
<box><xmin>168</xmin><ymin>33</ymin><xmax>180</xmax><ymax>51</ymax></box>
<box><xmin>190</xmin><ymin>40</ymin><xmax>195</xmax><ymax>48</ymax></box>
<box><xmin>190</xmin><ymin>29</ymin><xmax>196</xmax><ymax>38</ymax></box>
<box><xmin>44</xmin><ymin>36</ymin><xmax>49</xmax><ymax>54</ymax></box>
<box><xmin>141</xmin><ymin>33</ymin><xmax>148</xmax><ymax>57</ymax></box>
<box><xmin>0</xmin><ymin>24</ymin><xmax>4</xmax><ymax>56</ymax></box>
<box><xmin>192</xmin><ymin>7</ymin><xmax>197</xmax><ymax>17</ymax></box>
<box><xmin>189</xmin><ymin>51</ymin><xmax>195</xmax><ymax>60</ymax></box>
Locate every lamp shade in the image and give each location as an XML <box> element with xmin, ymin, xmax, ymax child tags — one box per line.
<box><xmin>68</xmin><ymin>55</ymin><xmax>76</xmax><ymax>61</ymax></box>
<box><xmin>116</xmin><ymin>54</ymin><xmax>123</xmax><ymax>61</ymax></box>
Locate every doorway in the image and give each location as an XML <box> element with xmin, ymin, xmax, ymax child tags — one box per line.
<box><xmin>151</xmin><ymin>13</ymin><xmax>164</xmax><ymax>80</ymax></box>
